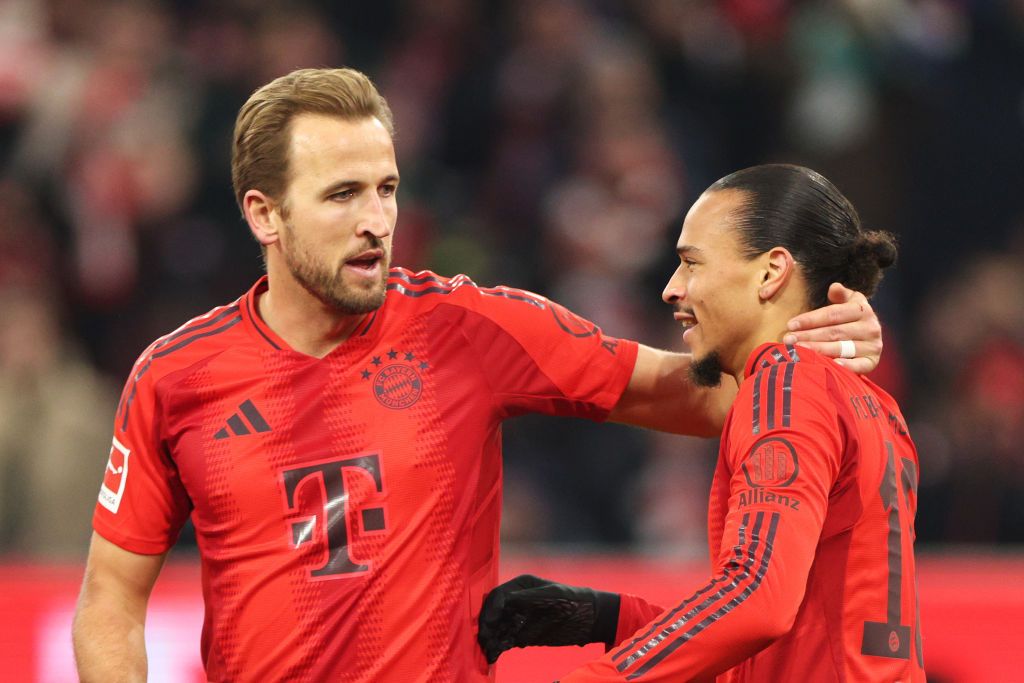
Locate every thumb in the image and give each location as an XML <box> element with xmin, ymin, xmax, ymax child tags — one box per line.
<box><xmin>827</xmin><ymin>282</ymin><xmax>854</xmax><ymax>304</ymax></box>
<box><xmin>480</xmin><ymin>588</ymin><xmax>508</xmax><ymax>625</ymax></box>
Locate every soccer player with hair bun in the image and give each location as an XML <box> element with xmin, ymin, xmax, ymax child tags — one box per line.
<box><xmin>480</xmin><ymin>164</ymin><xmax>923</xmax><ymax>682</ymax></box>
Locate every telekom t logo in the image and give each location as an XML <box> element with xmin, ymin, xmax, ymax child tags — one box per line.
<box><xmin>281</xmin><ymin>454</ymin><xmax>386</xmax><ymax>578</ymax></box>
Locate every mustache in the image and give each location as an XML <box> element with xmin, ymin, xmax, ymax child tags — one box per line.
<box><xmin>674</xmin><ymin>304</ymin><xmax>694</xmax><ymax>316</ymax></box>
<box><xmin>346</xmin><ymin>236</ymin><xmax>387</xmax><ymax>259</ymax></box>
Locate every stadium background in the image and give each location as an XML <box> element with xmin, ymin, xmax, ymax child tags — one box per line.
<box><xmin>1</xmin><ymin>0</ymin><xmax>1022</xmax><ymax>679</ymax></box>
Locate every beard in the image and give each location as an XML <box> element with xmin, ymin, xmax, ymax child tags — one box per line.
<box><xmin>689</xmin><ymin>350</ymin><xmax>724</xmax><ymax>388</ymax></box>
<box><xmin>280</xmin><ymin>221</ymin><xmax>389</xmax><ymax>315</ymax></box>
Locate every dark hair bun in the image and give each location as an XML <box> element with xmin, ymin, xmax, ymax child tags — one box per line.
<box><xmin>852</xmin><ymin>230</ymin><xmax>898</xmax><ymax>270</ymax></box>
<box><xmin>844</xmin><ymin>230</ymin><xmax>897</xmax><ymax>297</ymax></box>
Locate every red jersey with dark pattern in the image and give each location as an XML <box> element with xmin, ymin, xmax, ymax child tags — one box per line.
<box><xmin>565</xmin><ymin>343</ymin><xmax>924</xmax><ymax>682</ymax></box>
<box><xmin>92</xmin><ymin>269</ymin><xmax>638</xmax><ymax>682</ymax></box>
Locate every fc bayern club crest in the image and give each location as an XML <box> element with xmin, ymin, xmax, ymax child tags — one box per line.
<box><xmin>362</xmin><ymin>349</ymin><xmax>427</xmax><ymax>409</ymax></box>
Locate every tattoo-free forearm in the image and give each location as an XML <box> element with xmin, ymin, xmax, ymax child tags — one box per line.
<box><xmin>609</xmin><ymin>346</ymin><xmax>735</xmax><ymax>437</ymax></box>
<box><xmin>73</xmin><ymin>582</ymin><xmax>149</xmax><ymax>682</ymax></box>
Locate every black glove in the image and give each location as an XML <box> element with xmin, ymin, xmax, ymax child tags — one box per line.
<box><xmin>477</xmin><ymin>574</ymin><xmax>621</xmax><ymax>664</ymax></box>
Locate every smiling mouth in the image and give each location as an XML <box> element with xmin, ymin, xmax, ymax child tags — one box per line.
<box><xmin>674</xmin><ymin>311</ymin><xmax>699</xmax><ymax>330</ymax></box>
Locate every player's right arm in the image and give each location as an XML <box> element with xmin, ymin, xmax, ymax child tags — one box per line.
<box><xmin>75</xmin><ymin>338</ymin><xmax>192</xmax><ymax>681</ymax></box>
<box><xmin>73</xmin><ymin>532</ymin><xmax>167</xmax><ymax>682</ymax></box>
<box><xmin>609</xmin><ymin>284</ymin><xmax>883</xmax><ymax>436</ymax></box>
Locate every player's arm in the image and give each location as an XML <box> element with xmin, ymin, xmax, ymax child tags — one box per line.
<box><xmin>483</xmin><ymin>360</ymin><xmax>843</xmax><ymax>680</ymax></box>
<box><xmin>607</xmin><ymin>345</ymin><xmax>733</xmax><ymax>437</ymax></box>
<box><xmin>559</xmin><ymin>362</ymin><xmax>842</xmax><ymax>681</ymax></box>
<box><xmin>73</xmin><ymin>532</ymin><xmax>167</xmax><ymax>682</ymax></box>
<box><xmin>608</xmin><ymin>283</ymin><xmax>881</xmax><ymax>435</ymax></box>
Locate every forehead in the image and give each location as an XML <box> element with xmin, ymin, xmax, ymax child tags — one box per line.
<box><xmin>677</xmin><ymin>188</ymin><xmax>748</xmax><ymax>254</ymax></box>
<box><xmin>286</xmin><ymin>113</ymin><xmax>396</xmax><ymax>180</ymax></box>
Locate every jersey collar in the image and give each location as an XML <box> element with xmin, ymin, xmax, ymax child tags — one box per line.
<box><xmin>744</xmin><ymin>341</ymin><xmax>803</xmax><ymax>378</ymax></box>
<box><xmin>239</xmin><ymin>276</ymin><xmax>383</xmax><ymax>353</ymax></box>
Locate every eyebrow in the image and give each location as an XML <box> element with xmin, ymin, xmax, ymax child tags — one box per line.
<box><xmin>321</xmin><ymin>174</ymin><xmax>400</xmax><ymax>196</ymax></box>
<box><xmin>676</xmin><ymin>245</ymin><xmax>703</xmax><ymax>257</ymax></box>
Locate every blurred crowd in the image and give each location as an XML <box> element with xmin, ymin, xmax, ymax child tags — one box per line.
<box><xmin>1</xmin><ymin>0</ymin><xmax>1022</xmax><ymax>559</ymax></box>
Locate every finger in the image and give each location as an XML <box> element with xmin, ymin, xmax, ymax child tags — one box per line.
<box><xmin>507</xmin><ymin>574</ymin><xmax>548</xmax><ymax>590</ymax></box>
<box><xmin>792</xmin><ymin>339</ymin><xmax>858</xmax><ymax>359</ymax></box>
<box><xmin>832</xmin><ymin>356</ymin><xmax>875</xmax><ymax>374</ymax></box>
<box><xmin>786</xmin><ymin>340</ymin><xmax>882</xmax><ymax>373</ymax></box>
<box><xmin>479</xmin><ymin>590</ymin><xmax>507</xmax><ymax>625</ymax></box>
<box><xmin>787</xmin><ymin>303</ymin><xmax>867</xmax><ymax>332</ymax></box>
<box><xmin>782</xmin><ymin>320</ymin><xmax>878</xmax><ymax>345</ymax></box>
<box><xmin>480</xmin><ymin>622</ymin><xmax>517</xmax><ymax>663</ymax></box>
<box><xmin>483</xmin><ymin>638</ymin><xmax>505</xmax><ymax>664</ymax></box>
<box><xmin>787</xmin><ymin>301</ymin><xmax>872</xmax><ymax>332</ymax></box>
<box><xmin>826</xmin><ymin>282</ymin><xmax>860</xmax><ymax>305</ymax></box>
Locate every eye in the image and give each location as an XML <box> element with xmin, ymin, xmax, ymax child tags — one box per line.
<box><xmin>682</xmin><ymin>258</ymin><xmax>698</xmax><ymax>270</ymax></box>
<box><xmin>329</xmin><ymin>189</ymin><xmax>355</xmax><ymax>201</ymax></box>
<box><xmin>379</xmin><ymin>183</ymin><xmax>397</xmax><ymax>197</ymax></box>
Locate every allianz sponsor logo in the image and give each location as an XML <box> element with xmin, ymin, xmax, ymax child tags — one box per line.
<box><xmin>737</xmin><ymin>487</ymin><xmax>801</xmax><ymax>511</ymax></box>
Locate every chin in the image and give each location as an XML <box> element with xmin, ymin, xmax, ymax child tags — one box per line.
<box><xmin>689</xmin><ymin>350</ymin><xmax>724</xmax><ymax>388</ymax></box>
<box><xmin>332</xmin><ymin>286</ymin><xmax>387</xmax><ymax>315</ymax></box>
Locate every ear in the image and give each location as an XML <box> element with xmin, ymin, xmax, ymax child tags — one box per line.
<box><xmin>758</xmin><ymin>247</ymin><xmax>796</xmax><ymax>301</ymax></box>
<box><xmin>243</xmin><ymin>189</ymin><xmax>282</xmax><ymax>248</ymax></box>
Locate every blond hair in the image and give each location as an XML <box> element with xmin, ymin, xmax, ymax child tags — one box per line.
<box><xmin>231</xmin><ymin>68</ymin><xmax>394</xmax><ymax>213</ymax></box>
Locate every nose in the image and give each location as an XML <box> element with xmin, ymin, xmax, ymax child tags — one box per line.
<box><xmin>356</xmin><ymin>192</ymin><xmax>393</xmax><ymax>239</ymax></box>
<box><xmin>662</xmin><ymin>268</ymin><xmax>686</xmax><ymax>305</ymax></box>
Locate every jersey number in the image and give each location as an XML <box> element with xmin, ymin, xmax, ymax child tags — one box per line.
<box><xmin>861</xmin><ymin>442</ymin><xmax>923</xmax><ymax>665</ymax></box>
<box><xmin>281</xmin><ymin>454</ymin><xmax>387</xmax><ymax>578</ymax></box>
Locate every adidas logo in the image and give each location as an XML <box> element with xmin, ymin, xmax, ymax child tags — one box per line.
<box><xmin>214</xmin><ymin>399</ymin><xmax>272</xmax><ymax>439</ymax></box>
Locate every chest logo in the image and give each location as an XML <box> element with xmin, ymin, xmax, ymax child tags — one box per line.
<box><xmin>214</xmin><ymin>399</ymin><xmax>272</xmax><ymax>439</ymax></box>
<box><xmin>281</xmin><ymin>453</ymin><xmax>387</xmax><ymax>578</ymax></box>
<box><xmin>363</xmin><ymin>349</ymin><xmax>426</xmax><ymax>409</ymax></box>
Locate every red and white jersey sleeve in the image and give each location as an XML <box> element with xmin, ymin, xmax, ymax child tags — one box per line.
<box><xmin>561</xmin><ymin>344</ymin><xmax>842</xmax><ymax>682</ymax></box>
<box><xmin>93</xmin><ymin>340</ymin><xmax>195</xmax><ymax>555</ymax></box>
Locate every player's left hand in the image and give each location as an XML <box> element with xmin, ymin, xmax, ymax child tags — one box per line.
<box><xmin>783</xmin><ymin>283</ymin><xmax>883</xmax><ymax>374</ymax></box>
<box><xmin>477</xmin><ymin>574</ymin><xmax>620</xmax><ymax>664</ymax></box>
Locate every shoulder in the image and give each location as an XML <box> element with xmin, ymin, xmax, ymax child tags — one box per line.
<box><xmin>743</xmin><ymin>342</ymin><xmax>841</xmax><ymax>384</ymax></box>
<box><xmin>385</xmin><ymin>267</ymin><xmax>548</xmax><ymax>314</ymax></box>
<box><xmin>732</xmin><ymin>343</ymin><xmax>840</xmax><ymax>429</ymax></box>
<box><xmin>386</xmin><ymin>267</ymin><xmax>477</xmax><ymax>296</ymax></box>
<box><xmin>128</xmin><ymin>297</ymin><xmax>247</xmax><ymax>386</ymax></box>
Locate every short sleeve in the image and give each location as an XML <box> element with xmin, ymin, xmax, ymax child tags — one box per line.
<box><xmin>445</xmin><ymin>285</ymin><xmax>638</xmax><ymax>420</ymax></box>
<box><xmin>92</xmin><ymin>353</ymin><xmax>192</xmax><ymax>555</ymax></box>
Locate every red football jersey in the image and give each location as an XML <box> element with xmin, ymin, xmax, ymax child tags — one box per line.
<box><xmin>93</xmin><ymin>269</ymin><xmax>638</xmax><ymax>682</ymax></box>
<box><xmin>564</xmin><ymin>343</ymin><xmax>924</xmax><ymax>682</ymax></box>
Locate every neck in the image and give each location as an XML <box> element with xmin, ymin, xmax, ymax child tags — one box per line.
<box><xmin>259</xmin><ymin>266</ymin><xmax>367</xmax><ymax>358</ymax></box>
<box><xmin>729</xmin><ymin>305</ymin><xmax>802</xmax><ymax>384</ymax></box>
